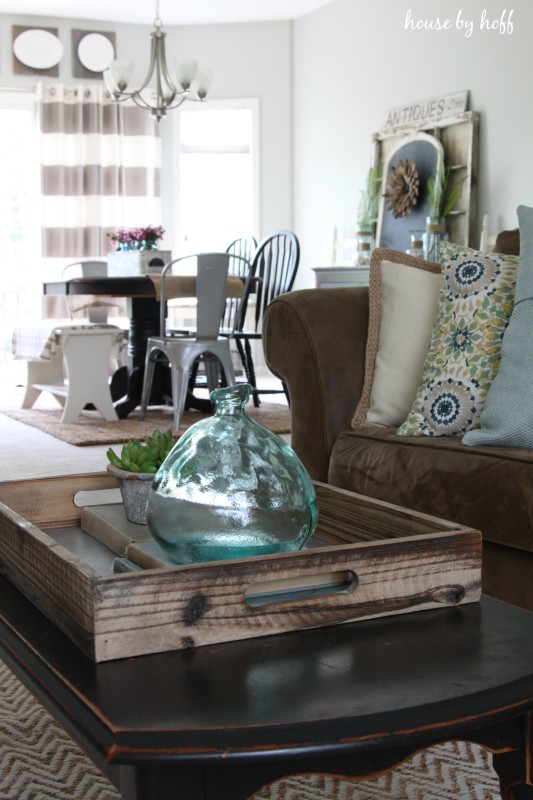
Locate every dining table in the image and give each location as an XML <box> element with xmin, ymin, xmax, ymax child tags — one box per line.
<box><xmin>42</xmin><ymin>273</ymin><xmax>244</xmax><ymax>419</ymax></box>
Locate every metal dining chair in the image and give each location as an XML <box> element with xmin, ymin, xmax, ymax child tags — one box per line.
<box><xmin>167</xmin><ymin>243</ymin><xmax>255</xmax><ymax>403</ymax></box>
<box><xmin>231</xmin><ymin>230</ymin><xmax>300</xmax><ymax>406</ymax></box>
<box><xmin>139</xmin><ymin>253</ymin><xmax>248</xmax><ymax>430</ymax></box>
<box><xmin>178</xmin><ymin>237</ymin><xmax>257</xmax><ymax>337</ymax></box>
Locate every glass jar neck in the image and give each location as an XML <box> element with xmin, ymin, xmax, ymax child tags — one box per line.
<box><xmin>211</xmin><ymin>384</ymin><xmax>251</xmax><ymax>414</ymax></box>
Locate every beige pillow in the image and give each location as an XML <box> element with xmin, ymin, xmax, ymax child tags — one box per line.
<box><xmin>352</xmin><ymin>248</ymin><xmax>442</xmax><ymax>429</ymax></box>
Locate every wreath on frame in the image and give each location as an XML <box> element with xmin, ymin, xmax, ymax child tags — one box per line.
<box><xmin>383</xmin><ymin>159</ymin><xmax>420</xmax><ymax>218</ymax></box>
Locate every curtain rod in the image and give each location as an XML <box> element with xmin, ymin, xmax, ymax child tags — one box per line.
<box><xmin>0</xmin><ymin>85</ymin><xmax>95</xmax><ymax>94</ymax></box>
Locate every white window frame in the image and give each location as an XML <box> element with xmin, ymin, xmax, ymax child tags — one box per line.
<box><xmin>172</xmin><ymin>98</ymin><xmax>260</xmax><ymax>254</ymax></box>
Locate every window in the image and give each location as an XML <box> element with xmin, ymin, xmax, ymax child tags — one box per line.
<box><xmin>0</xmin><ymin>90</ymin><xmax>40</xmax><ymax>360</ymax></box>
<box><xmin>174</xmin><ymin>99</ymin><xmax>259</xmax><ymax>255</ymax></box>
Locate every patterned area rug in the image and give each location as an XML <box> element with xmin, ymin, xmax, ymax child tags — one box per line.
<box><xmin>0</xmin><ymin>660</ymin><xmax>500</xmax><ymax>800</ymax></box>
<box><xmin>0</xmin><ymin>402</ymin><xmax>290</xmax><ymax>446</ymax></box>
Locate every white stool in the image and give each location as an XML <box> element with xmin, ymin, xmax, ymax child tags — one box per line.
<box><xmin>22</xmin><ymin>350</ymin><xmax>66</xmax><ymax>411</ymax></box>
<box><xmin>31</xmin><ymin>328</ymin><xmax>123</xmax><ymax>423</ymax></box>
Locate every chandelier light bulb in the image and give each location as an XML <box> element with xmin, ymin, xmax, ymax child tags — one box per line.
<box><xmin>175</xmin><ymin>58</ymin><xmax>198</xmax><ymax>91</ymax></box>
<box><xmin>193</xmin><ymin>69</ymin><xmax>214</xmax><ymax>101</ymax></box>
<box><xmin>105</xmin><ymin>60</ymin><xmax>134</xmax><ymax>93</ymax></box>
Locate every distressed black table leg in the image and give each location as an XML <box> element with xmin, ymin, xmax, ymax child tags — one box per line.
<box><xmin>114</xmin><ymin>297</ymin><xmax>166</xmax><ymax>418</ymax></box>
<box><xmin>114</xmin><ymin>367</ymin><xmax>146</xmax><ymax>419</ymax></box>
<box><xmin>243</xmin><ymin>338</ymin><xmax>260</xmax><ymax>406</ymax></box>
<box><xmin>110</xmin><ymin>365</ymin><xmax>130</xmax><ymax>402</ymax></box>
<box><xmin>493</xmin><ymin>750</ymin><xmax>533</xmax><ymax>798</ymax></box>
<box><xmin>118</xmin><ymin>765</ymin><xmax>205</xmax><ymax>800</ymax></box>
<box><xmin>487</xmin><ymin>714</ymin><xmax>533</xmax><ymax>799</ymax></box>
<box><xmin>118</xmin><ymin>764</ymin><xmax>261</xmax><ymax>800</ymax></box>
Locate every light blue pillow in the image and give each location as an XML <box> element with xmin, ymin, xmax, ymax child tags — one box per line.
<box><xmin>463</xmin><ymin>205</ymin><xmax>533</xmax><ymax>448</ymax></box>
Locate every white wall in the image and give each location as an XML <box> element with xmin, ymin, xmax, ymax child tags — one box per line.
<box><xmin>293</xmin><ymin>0</ymin><xmax>533</xmax><ymax>288</ymax></box>
<box><xmin>0</xmin><ymin>14</ymin><xmax>294</xmax><ymax>248</ymax></box>
<box><xmin>3</xmin><ymin>3</ymin><xmax>532</xmax><ymax>292</ymax></box>
<box><xmin>159</xmin><ymin>21</ymin><xmax>293</xmax><ymax>245</ymax></box>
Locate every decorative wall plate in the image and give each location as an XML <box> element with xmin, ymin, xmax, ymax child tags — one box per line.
<box><xmin>72</xmin><ymin>30</ymin><xmax>116</xmax><ymax>79</ymax></box>
<box><xmin>13</xmin><ymin>28</ymin><xmax>63</xmax><ymax>69</ymax></box>
<box><xmin>77</xmin><ymin>32</ymin><xmax>115</xmax><ymax>73</ymax></box>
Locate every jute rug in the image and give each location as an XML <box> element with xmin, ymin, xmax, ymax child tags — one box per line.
<box><xmin>0</xmin><ymin>659</ymin><xmax>500</xmax><ymax>800</ymax></box>
<box><xmin>0</xmin><ymin>403</ymin><xmax>290</xmax><ymax>446</ymax></box>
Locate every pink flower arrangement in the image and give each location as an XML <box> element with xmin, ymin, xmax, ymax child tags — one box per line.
<box><xmin>108</xmin><ymin>225</ymin><xmax>165</xmax><ymax>246</ymax></box>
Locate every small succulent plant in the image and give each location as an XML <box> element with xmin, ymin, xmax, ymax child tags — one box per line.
<box><xmin>107</xmin><ymin>429</ymin><xmax>176</xmax><ymax>474</ymax></box>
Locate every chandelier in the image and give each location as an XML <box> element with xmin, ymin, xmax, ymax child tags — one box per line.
<box><xmin>103</xmin><ymin>0</ymin><xmax>212</xmax><ymax>122</ymax></box>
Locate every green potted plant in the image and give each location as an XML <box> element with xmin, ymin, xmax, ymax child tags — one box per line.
<box><xmin>427</xmin><ymin>161</ymin><xmax>465</xmax><ymax>220</ymax></box>
<box><xmin>107</xmin><ymin>429</ymin><xmax>176</xmax><ymax>524</ymax></box>
<box><xmin>357</xmin><ymin>164</ymin><xmax>383</xmax><ymax>231</ymax></box>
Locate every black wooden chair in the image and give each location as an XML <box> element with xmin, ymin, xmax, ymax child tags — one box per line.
<box><xmin>232</xmin><ymin>230</ymin><xmax>300</xmax><ymax>406</ymax></box>
<box><xmin>220</xmin><ymin>236</ymin><xmax>257</xmax><ymax>335</ymax></box>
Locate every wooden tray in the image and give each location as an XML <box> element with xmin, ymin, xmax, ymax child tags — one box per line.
<box><xmin>0</xmin><ymin>474</ymin><xmax>481</xmax><ymax>662</ymax></box>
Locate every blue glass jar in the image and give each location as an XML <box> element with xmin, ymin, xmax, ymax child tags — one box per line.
<box><xmin>146</xmin><ymin>384</ymin><xmax>318</xmax><ymax>564</ymax></box>
<box><xmin>356</xmin><ymin>230</ymin><xmax>374</xmax><ymax>266</ymax></box>
<box><xmin>141</xmin><ymin>239</ymin><xmax>158</xmax><ymax>250</ymax></box>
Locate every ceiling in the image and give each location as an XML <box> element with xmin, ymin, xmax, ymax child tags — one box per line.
<box><xmin>0</xmin><ymin>0</ymin><xmax>335</xmax><ymax>25</ymax></box>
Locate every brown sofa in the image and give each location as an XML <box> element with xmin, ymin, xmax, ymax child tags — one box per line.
<box><xmin>263</xmin><ymin>234</ymin><xmax>533</xmax><ymax>612</ymax></box>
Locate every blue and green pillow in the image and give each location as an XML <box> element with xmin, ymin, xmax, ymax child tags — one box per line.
<box><xmin>396</xmin><ymin>240</ymin><xmax>519</xmax><ymax>437</ymax></box>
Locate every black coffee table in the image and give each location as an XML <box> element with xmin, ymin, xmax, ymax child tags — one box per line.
<box><xmin>1</xmin><ymin>575</ymin><xmax>532</xmax><ymax>800</ymax></box>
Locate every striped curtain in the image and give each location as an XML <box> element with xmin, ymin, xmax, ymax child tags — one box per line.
<box><xmin>37</xmin><ymin>82</ymin><xmax>162</xmax><ymax>268</ymax></box>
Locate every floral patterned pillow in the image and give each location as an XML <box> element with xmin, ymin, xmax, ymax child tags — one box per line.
<box><xmin>396</xmin><ymin>241</ymin><xmax>519</xmax><ymax>437</ymax></box>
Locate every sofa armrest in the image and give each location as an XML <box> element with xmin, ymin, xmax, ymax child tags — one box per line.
<box><xmin>263</xmin><ymin>287</ymin><xmax>369</xmax><ymax>482</ymax></box>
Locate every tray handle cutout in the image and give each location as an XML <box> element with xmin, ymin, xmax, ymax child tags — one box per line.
<box><xmin>245</xmin><ymin>569</ymin><xmax>357</xmax><ymax>608</ymax></box>
<box><xmin>74</xmin><ymin>489</ymin><xmax>122</xmax><ymax>507</ymax></box>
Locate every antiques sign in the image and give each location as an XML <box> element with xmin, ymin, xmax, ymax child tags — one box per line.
<box><xmin>384</xmin><ymin>91</ymin><xmax>468</xmax><ymax>130</ymax></box>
